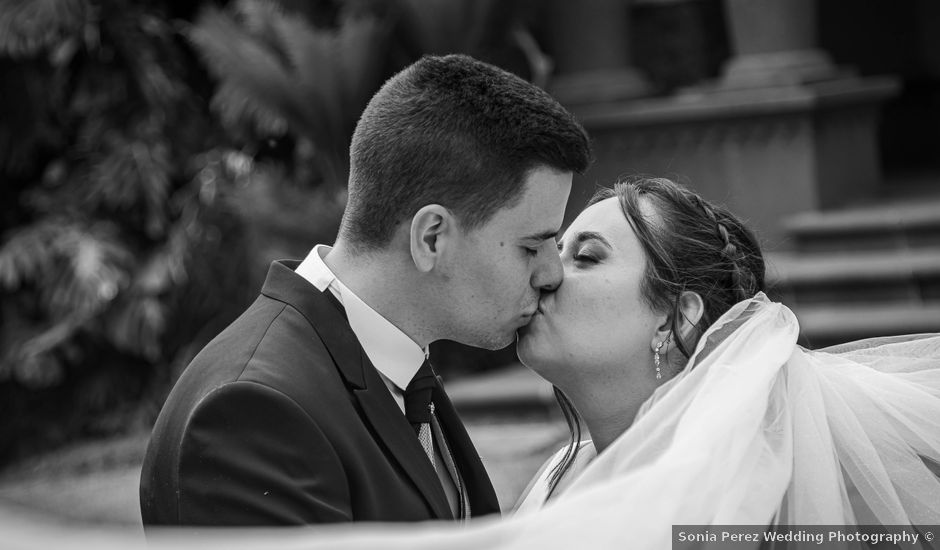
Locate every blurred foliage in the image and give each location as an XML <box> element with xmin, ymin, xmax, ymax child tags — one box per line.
<box><xmin>188</xmin><ymin>0</ymin><xmax>389</xmax><ymax>189</ymax></box>
<box><xmin>0</xmin><ymin>0</ymin><xmax>257</xmax><ymax>465</ymax></box>
<box><xmin>186</xmin><ymin>0</ymin><xmax>548</xmax><ymax>190</ymax></box>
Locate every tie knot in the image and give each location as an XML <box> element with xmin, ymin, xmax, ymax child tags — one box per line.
<box><xmin>404</xmin><ymin>360</ymin><xmax>436</xmax><ymax>424</ymax></box>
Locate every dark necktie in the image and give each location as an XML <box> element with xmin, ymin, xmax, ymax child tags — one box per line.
<box><xmin>404</xmin><ymin>360</ymin><xmax>471</xmax><ymax>519</ymax></box>
<box><xmin>405</xmin><ymin>360</ymin><xmax>437</xmax><ymax>468</ymax></box>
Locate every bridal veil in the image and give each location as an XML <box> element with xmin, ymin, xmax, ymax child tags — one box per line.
<box><xmin>9</xmin><ymin>294</ymin><xmax>940</xmax><ymax>549</ymax></box>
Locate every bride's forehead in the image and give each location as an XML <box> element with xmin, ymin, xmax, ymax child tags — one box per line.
<box><xmin>565</xmin><ymin>197</ymin><xmax>628</xmax><ymax>237</ymax></box>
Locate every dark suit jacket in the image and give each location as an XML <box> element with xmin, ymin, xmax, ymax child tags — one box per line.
<box><xmin>139</xmin><ymin>260</ymin><xmax>499</xmax><ymax>526</ymax></box>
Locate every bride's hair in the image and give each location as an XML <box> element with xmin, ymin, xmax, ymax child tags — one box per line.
<box><xmin>604</xmin><ymin>176</ymin><xmax>766</xmax><ymax>357</ymax></box>
<box><xmin>547</xmin><ymin>176</ymin><xmax>766</xmax><ymax>498</ymax></box>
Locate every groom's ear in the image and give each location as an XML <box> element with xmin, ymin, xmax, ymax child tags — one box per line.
<box><xmin>410</xmin><ymin>204</ymin><xmax>452</xmax><ymax>273</ymax></box>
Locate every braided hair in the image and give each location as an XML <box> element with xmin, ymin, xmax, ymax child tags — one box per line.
<box><xmin>547</xmin><ymin>176</ymin><xmax>766</xmax><ymax>498</ymax></box>
<box><xmin>601</xmin><ymin>177</ymin><xmax>766</xmax><ymax>357</ymax></box>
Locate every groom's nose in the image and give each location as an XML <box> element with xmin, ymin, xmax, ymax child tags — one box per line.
<box><xmin>531</xmin><ymin>246</ymin><xmax>563</xmax><ymax>292</ymax></box>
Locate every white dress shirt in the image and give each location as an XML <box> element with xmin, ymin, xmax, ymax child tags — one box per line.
<box><xmin>295</xmin><ymin>244</ymin><xmax>460</xmax><ymax>515</ymax></box>
<box><xmin>295</xmin><ymin>245</ymin><xmax>427</xmax><ymax>412</ymax></box>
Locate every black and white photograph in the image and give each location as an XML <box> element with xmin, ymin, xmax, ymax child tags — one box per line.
<box><xmin>1</xmin><ymin>0</ymin><xmax>939</xmax><ymax>548</ymax></box>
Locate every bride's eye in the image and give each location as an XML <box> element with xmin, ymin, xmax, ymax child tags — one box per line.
<box><xmin>573</xmin><ymin>250</ymin><xmax>599</xmax><ymax>264</ymax></box>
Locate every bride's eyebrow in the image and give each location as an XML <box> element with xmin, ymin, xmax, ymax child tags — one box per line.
<box><xmin>574</xmin><ymin>231</ymin><xmax>611</xmax><ymax>248</ymax></box>
<box><xmin>557</xmin><ymin>230</ymin><xmax>611</xmax><ymax>252</ymax></box>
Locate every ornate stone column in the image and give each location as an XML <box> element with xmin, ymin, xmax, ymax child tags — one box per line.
<box><xmin>721</xmin><ymin>0</ymin><xmax>843</xmax><ymax>87</ymax></box>
<box><xmin>562</xmin><ymin>0</ymin><xmax>899</xmax><ymax>246</ymax></box>
<box><xmin>547</xmin><ymin>0</ymin><xmax>652</xmax><ymax>105</ymax></box>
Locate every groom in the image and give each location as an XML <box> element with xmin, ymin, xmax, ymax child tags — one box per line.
<box><xmin>139</xmin><ymin>54</ymin><xmax>591</xmax><ymax>526</ymax></box>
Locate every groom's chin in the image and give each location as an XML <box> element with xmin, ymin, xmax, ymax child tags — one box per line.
<box><xmin>455</xmin><ymin>328</ymin><xmax>516</xmax><ymax>351</ymax></box>
<box><xmin>480</xmin><ymin>328</ymin><xmax>518</xmax><ymax>351</ymax></box>
<box><xmin>489</xmin><ymin>331</ymin><xmax>517</xmax><ymax>351</ymax></box>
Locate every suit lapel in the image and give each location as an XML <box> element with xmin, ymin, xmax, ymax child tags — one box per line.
<box><xmin>259</xmin><ymin>261</ymin><xmax>453</xmax><ymax>519</ymax></box>
<box><xmin>432</xmin><ymin>378</ymin><xmax>500</xmax><ymax>515</ymax></box>
<box><xmin>353</xmin><ymin>353</ymin><xmax>453</xmax><ymax>520</ymax></box>
<box><xmin>261</xmin><ymin>260</ymin><xmax>365</xmax><ymax>389</ymax></box>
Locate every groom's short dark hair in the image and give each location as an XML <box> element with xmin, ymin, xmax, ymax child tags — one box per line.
<box><xmin>340</xmin><ymin>54</ymin><xmax>592</xmax><ymax>250</ymax></box>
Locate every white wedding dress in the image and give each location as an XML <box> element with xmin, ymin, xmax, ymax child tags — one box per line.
<box><xmin>513</xmin><ymin>440</ymin><xmax>597</xmax><ymax>516</ymax></box>
<box><xmin>9</xmin><ymin>294</ymin><xmax>940</xmax><ymax>549</ymax></box>
<box><xmin>515</xmin><ymin>295</ymin><xmax>940</xmax><ymax>531</ymax></box>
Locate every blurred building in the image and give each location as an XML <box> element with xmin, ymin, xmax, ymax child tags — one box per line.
<box><xmin>542</xmin><ymin>0</ymin><xmax>940</xmax><ymax>347</ymax></box>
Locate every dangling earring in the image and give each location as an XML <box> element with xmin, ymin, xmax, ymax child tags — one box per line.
<box><xmin>654</xmin><ymin>339</ymin><xmax>668</xmax><ymax>380</ymax></box>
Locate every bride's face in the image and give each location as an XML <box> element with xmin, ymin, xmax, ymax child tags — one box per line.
<box><xmin>517</xmin><ymin>197</ymin><xmax>664</xmax><ymax>392</ymax></box>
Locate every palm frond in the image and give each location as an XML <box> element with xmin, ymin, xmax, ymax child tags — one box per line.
<box><xmin>0</xmin><ymin>219</ymin><xmax>146</xmax><ymax>386</ymax></box>
<box><xmin>83</xmin><ymin>125</ymin><xmax>173</xmax><ymax>237</ymax></box>
<box><xmin>0</xmin><ymin>0</ymin><xmax>88</xmax><ymax>59</ymax></box>
<box><xmin>261</xmin><ymin>9</ymin><xmax>390</xmax><ymax>180</ymax></box>
<box><xmin>188</xmin><ymin>7</ymin><xmax>318</xmax><ymax>140</ymax></box>
<box><xmin>133</xmin><ymin>220</ymin><xmax>190</xmax><ymax>295</ymax></box>
<box><xmin>43</xmin><ymin>222</ymin><xmax>133</xmax><ymax>319</ymax></box>
<box><xmin>105</xmin><ymin>294</ymin><xmax>166</xmax><ymax>361</ymax></box>
<box><xmin>267</xmin><ymin>12</ymin><xmax>342</xmax><ymax>143</ymax></box>
<box><xmin>112</xmin><ymin>15</ymin><xmax>186</xmax><ymax>109</ymax></box>
<box><xmin>211</xmin><ymin>80</ymin><xmax>289</xmax><ymax>139</ymax></box>
<box><xmin>234</xmin><ymin>0</ymin><xmax>294</xmax><ymax>65</ymax></box>
<box><xmin>0</xmin><ymin>219</ymin><xmax>66</xmax><ymax>290</ymax></box>
<box><xmin>189</xmin><ymin>2</ymin><xmax>392</xmax><ymax>186</ymax></box>
<box><xmin>0</xmin><ymin>303</ymin><xmax>82</xmax><ymax>388</ymax></box>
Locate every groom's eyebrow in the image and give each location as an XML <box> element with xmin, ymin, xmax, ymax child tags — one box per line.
<box><xmin>522</xmin><ymin>229</ymin><xmax>560</xmax><ymax>243</ymax></box>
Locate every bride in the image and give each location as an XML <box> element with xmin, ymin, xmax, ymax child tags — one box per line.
<box><xmin>513</xmin><ymin>178</ymin><xmax>940</xmax><ymax>533</ymax></box>
<box><xmin>515</xmin><ymin>175</ymin><xmax>771</xmax><ymax>509</ymax></box>
<box><xmin>13</xmin><ymin>178</ymin><xmax>940</xmax><ymax>548</ymax></box>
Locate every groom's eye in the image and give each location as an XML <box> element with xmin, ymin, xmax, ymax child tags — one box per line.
<box><xmin>524</xmin><ymin>247</ymin><xmax>539</xmax><ymax>257</ymax></box>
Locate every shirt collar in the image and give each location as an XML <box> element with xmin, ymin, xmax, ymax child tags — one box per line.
<box><xmin>296</xmin><ymin>245</ymin><xmax>426</xmax><ymax>391</ymax></box>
